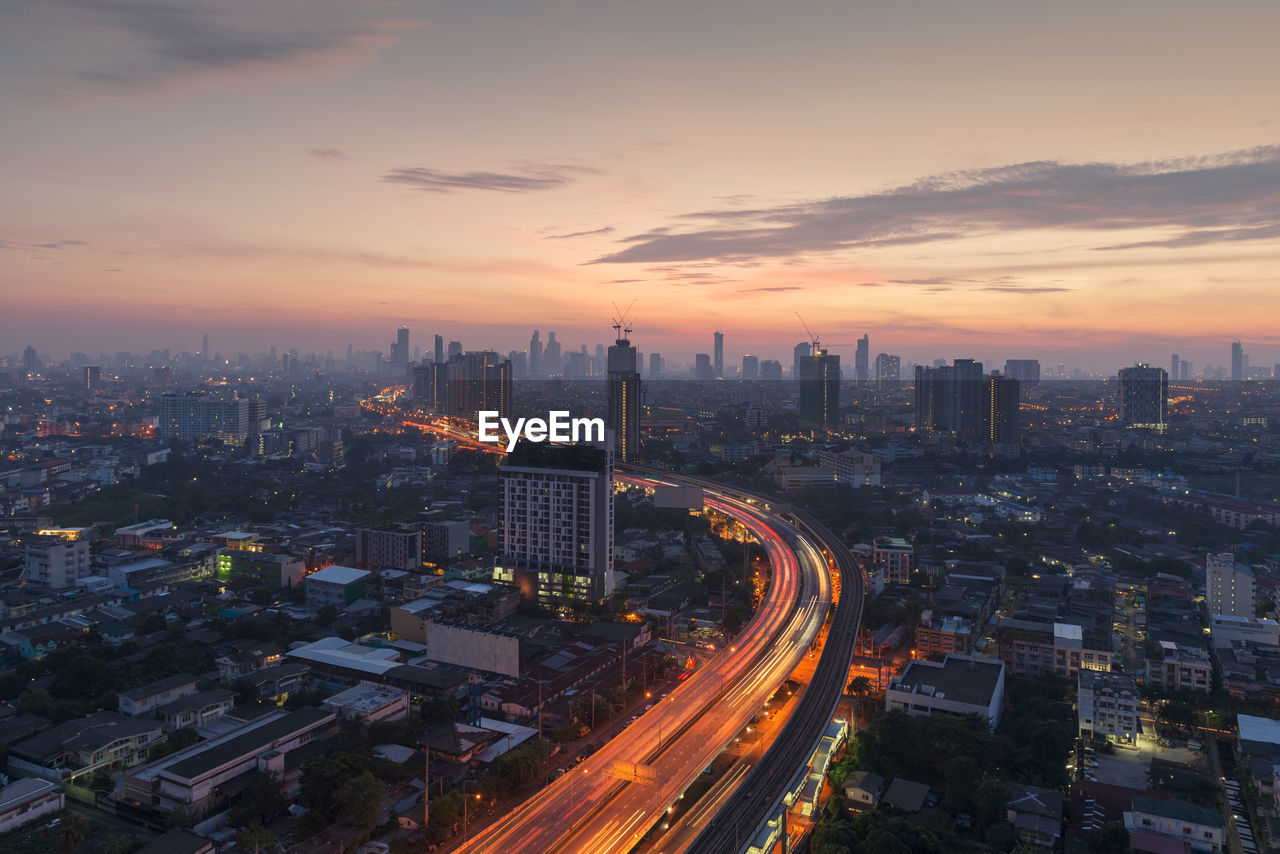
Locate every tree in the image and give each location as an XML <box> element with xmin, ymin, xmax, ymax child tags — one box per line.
<box><xmin>943</xmin><ymin>756</ymin><xmax>981</xmax><ymax>814</ymax></box>
<box><xmin>56</xmin><ymin>814</ymin><xmax>88</xmax><ymax>854</ymax></box>
<box><xmin>973</xmin><ymin>776</ymin><xmax>1008</xmax><ymax>831</ymax></box>
<box><xmin>1085</xmin><ymin>821</ymin><xmax>1132</xmax><ymax>853</ymax></box>
<box><xmin>334</xmin><ymin>771</ymin><xmax>385</xmax><ymax>828</ymax></box>
<box><xmin>98</xmin><ymin>834</ymin><xmax>142</xmax><ymax>854</ymax></box>
<box><xmin>1157</xmin><ymin>700</ymin><xmax>1196</xmax><ymax>733</ymax></box>
<box><xmin>235</xmin><ymin>825</ymin><xmax>275</xmax><ymax>853</ymax></box>
<box><xmin>228</xmin><ymin>772</ymin><xmax>288</xmax><ymax>828</ymax></box>
<box><xmin>148</xmin><ymin>741</ymin><xmax>175</xmax><ymax>762</ymax></box>
<box><xmin>316</xmin><ymin>604</ymin><xmax>339</xmax><ymax>626</ymax></box>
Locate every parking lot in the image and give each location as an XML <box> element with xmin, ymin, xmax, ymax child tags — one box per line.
<box><xmin>1081</xmin><ymin>741</ymin><xmax>1206</xmax><ymax>789</ymax></box>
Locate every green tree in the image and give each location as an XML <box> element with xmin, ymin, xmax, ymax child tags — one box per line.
<box><xmin>943</xmin><ymin>756</ymin><xmax>981</xmax><ymax>814</ymax></box>
<box><xmin>228</xmin><ymin>772</ymin><xmax>288</xmax><ymax>828</ymax></box>
<box><xmin>56</xmin><ymin>814</ymin><xmax>88</xmax><ymax>854</ymax></box>
<box><xmin>973</xmin><ymin>776</ymin><xmax>1008</xmax><ymax>831</ymax></box>
<box><xmin>334</xmin><ymin>771</ymin><xmax>385</xmax><ymax>828</ymax></box>
<box><xmin>1085</xmin><ymin>821</ymin><xmax>1132</xmax><ymax>853</ymax></box>
<box><xmin>235</xmin><ymin>825</ymin><xmax>275</xmax><ymax>853</ymax></box>
<box><xmin>98</xmin><ymin>834</ymin><xmax>142</xmax><ymax>854</ymax></box>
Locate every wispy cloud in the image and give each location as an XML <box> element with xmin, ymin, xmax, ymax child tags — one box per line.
<box><xmin>1</xmin><ymin>238</ymin><xmax>84</xmax><ymax>250</ymax></box>
<box><xmin>383</xmin><ymin>163</ymin><xmax>598</xmax><ymax>194</ymax></box>
<box><xmin>591</xmin><ymin>146</ymin><xmax>1280</xmax><ymax>264</ymax></box>
<box><xmin>547</xmin><ymin>226</ymin><xmax>614</xmax><ymax>240</ymax></box>
<box><xmin>307</xmin><ymin>148</ymin><xmax>351</xmax><ymax>162</ymax></box>
<box><xmin>45</xmin><ymin>1</ymin><xmax>420</xmax><ymax>92</ymax></box>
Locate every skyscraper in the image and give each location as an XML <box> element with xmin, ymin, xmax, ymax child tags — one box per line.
<box><xmin>1232</xmin><ymin>340</ymin><xmax>1244</xmax><ymax>381</ymax></box>
<box><xmin>713</xmin><ymin>331</ymin><xmax>724</xmax><ymax>378</ymax></box>
<box><xmin>390</xmin><ymin>326</ymin><xmax>410</xmax><ymax>377</ymax></box>
<box><xmin>607</xmin><ymin>331</ymin><xmax>641</xmax><ymax>462</ymax></box>
<box><xmin>22</xmin><ymin>345</ymin><xmax>39</xmax><ymax>373</ymax></box>
<box><xmin>694</xmin><ymin>353</ymin><xmax>713</xmax><ymax>380</ymax></box>
<box><xmin>434</xmin><ymin>335</ymin><xmax>444</xmax><ymax>365</ymax></box>
<box><xmin>529</xmin><ymin>330</ymin><xmax>542</xmax><ymax>377</ymax></box>
<box><xmin>1004</xmin><ymin>359</ymin><xmax>1040</xmax><ymax>385</ymax></box>
<box><xmin>444</xmin><ymin>351</ymin><xmax>512</xmax><ymax>419</ymax></box>
<box><xmin>916</xmin><ymin>361</ymin><xmax>1019</xmax><ymax>448</ymax></box>
<box><xmin>855</xmin><ymin>335</ymin><xmax>870</xmax><ymax>384</ymax></box>
<box><xmin>792</xmin><ymin>341</ymin><xmax>811</xmax><ymax>378</ymax></box>
<box><xmin>799</xmin><ymin>348</ymin><xmax>840</xmax><ymax>430</ymax></box>
<box><xmin>495</xmin><ymin>441</ymin><xmax>614</xmax><ymax>604</ymax></box>
<box><xmin>1170</xmin><ymin>353</ymin><xmax>1179</xmax><ymax>382</ymax></box>
<box><xmin>160</xmin><ymin>390</ymin><xmax>253</xmax><ymax>444</ymax></box>
<box><xmin>447</xmin><ymin>340</ymin><xmax>463</xmax><ymax>361</ymax></box>
<box><xmin>1118</xmin><ymin>364</ymin><xmax>1168</xmax><ymax>428</ymax></box>
<box><xmin>760</xmin><ymin>360</ymin><xmax>783</xmax><ymax>380</ymax></box>
<box><xmin>544</xmin><ymin>332</ymin><xmax>561</xmax><ymax>376</ymax></box>
<box><xmin>83</xmin><ymin>365</ymin><xmax>100</xmax><ymax>392</ymax></box>
<box><xmin>875</xmin><ymin>353</ymin><xmax>900</xmax><ymax>388</ymax></box>
<box><xmin>649</xmin><ymin>353</ymin><xmax>663</xmax><ymax>378</ymax></box>
<box><xmin>983</xmin><ymin>372</ymin><xmax>1020</xmax><ymax>447</ymax></box>
<box><xmin>742</xmin><ymin>355</ymin><xmax>759</xmax><ymax>380</ymax></box>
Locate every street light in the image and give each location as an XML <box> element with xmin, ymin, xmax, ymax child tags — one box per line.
<box><xmin>462</xmin><ymin>783</ymin><xmax>483</xmax><ymax>842</ymax></box>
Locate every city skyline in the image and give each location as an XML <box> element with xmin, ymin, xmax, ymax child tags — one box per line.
<box><xmin>4</xmin><ymin>1</ymin><xmax>1280</xmax><ymax>370</ymax></box>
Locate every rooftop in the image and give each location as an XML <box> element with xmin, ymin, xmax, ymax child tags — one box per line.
<box><xmin>890</xmin><ymin>655</ymin><xmax>1004</xmax><ymax>708</ymax></box>
<box><xmin>307</xmin><ymin>565</ymin><xmax>370</xmax><ymax>585</ymax></box>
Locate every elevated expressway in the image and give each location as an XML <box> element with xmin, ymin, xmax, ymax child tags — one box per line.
<box><xmin>380</xmin><ymin>411</ymin><xmax>863</xmax><ymax>853</ymax></box>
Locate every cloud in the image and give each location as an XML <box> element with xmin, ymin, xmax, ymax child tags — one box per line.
<box><xmin>980</xmin><ymin>286</ymin><xmax>1072</xmax><ymax>294</ymax></box>
<box><xmin>1</xmin><ymin>238</ymin><xmax>84</xmax><ymax>250</ymax></box>
<box><xmin>889</xmin><ymin>277</ymin><xmax>955</xmax><ymax>285</ymax></box>
<box><xmin>740</xmin><ymin>286</ymin><xmax>803</xmax><ymax>293</ymax></box>
<box><xmin>547</xmin><ymin>226</ymin><xmax>615</xmax><ymax>240</ymax></box>
<box><xmin>591</xmin><ymin>145</ymin><xmax>1280</xmax><ymax>264</ymax></box>
<box><xmin>50</xmin><ymin>1</ymin><xmax>420</xmax><ymax>92</ymax></box>
<box><xmin>382</xmin><ymin>163</ymin><xmax>597</xmax><ymax>194</ymax></box>
<box><xmin>307</xmin><ymin>148</ymin><xmax>351</xmax><ymax>162</ymax></box>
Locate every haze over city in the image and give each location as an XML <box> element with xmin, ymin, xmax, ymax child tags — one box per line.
<box><xmin>4</xmin><ymin>0</ymin><xmax>1280</xmax><ymax>371</ymax></box>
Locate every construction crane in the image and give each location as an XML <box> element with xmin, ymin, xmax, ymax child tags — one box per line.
<box><xmin>796</xmin><ymin>311</ymin><xmax>820</xmax><ymax>355</ymax></box>
<box><xmin>612</xmin><ymin>299</ymin><xmax>636</xmax><ymax>341</ymax></box>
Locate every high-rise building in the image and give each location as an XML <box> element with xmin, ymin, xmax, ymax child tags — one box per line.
<box><xmin>984</xmin><ymin>372</ymin><xmax>1020</xmax><ymax>447</ymax></box>
<box><xmin>160</xmin><ymin>390</ymin><xmax>254</xmax><ymax>444</ymax></box>
<box><xmin>83</xmin><ymin>365</ymin><xmax>101</xmax><ymax>392</ymax></box>
<box><xmin>799</xmin><ymin>348</ymin><xmax>840</xmax><ymax>430</ymax></box>
<box><xmin>792</xmin><ymin>342</ymin><xmax>811</xmax><ymax>378</ymax></box>
<box><xmin>495</xmin><ymin>441</ymin><xmax>614</xmax><ymax>604</ymax></box>
<box><xmin>529</xmin><ymin>330</ymin><xmax>541</xmax><ymax>377</ymax></box>
<box><xmin>742</xmin><ymin>355</ymin><xmax>759</xmax><ymax>380</ymax></box>
<box><xmin>544</xmin><ymin>332</ymin><xmax>561</xmax><ymax>376</ymax></box>
<box><xmin>1170</xmin><ymin>353</ymin><xmax>1179</xmax><ymax>382</ymax></box>
<box><xmin>1118</xmin><ymin>364</ymin><xmax>1168</xmax><ymax>428</ymax></box>
<box><xmin>1232</xmin><ymin>340</ymin><xmax>1245</xmax><ymax>381</ymax></box>
<box><xmin>875</xmin><ymin>353</ymin><xmax>900</xmax><ymax>388</ymax></box>
<box><xmin>760</xmin><ymin>360</ymin><xmax>783</xmax><ymax>381</ymax></box>
<box><xmin>22</xmin><ymin>345</ymin><xmax>39</xmax><ymax>373</ymax></box>
<box><xmin>445</xmin><ymin>351</ymin><xmax>511</xmax><ymax>420</ymax></box>
<box><xmin>1004</xmin><ymin>359</ymin><xmax>1040</xmax><ymax>386</ymax></box>
<box><xmin>390</xmin><ymin>326</ymin><xmax>410</xmax><ymax>376</ymax></box>
<box><xmin>1180</xmin><ymin>360</ymin><xmax>1191</xmax><ymax>381</ymax></box>
<box><xmin>855</xmin><ymin>335</ymin><xmax>870</xmax><ymax>384</ymax></box>
<box><xmin>713</xmin><ymin>331</ymin><xmax>724</xmax><ymax>378</ymax></box>
<box><xmin>447</xmin><ymin>340</ymin><xmax>463</xmax><ymax>360</ymax></box>
<box><xmin>607</xmin><ymin>332</ymin><xmax>641</xmax><ymax>462</ymax></box>
<box><xmin>1206</xmin><ymin>553</ymin><xmax>1255</xmax><ymax>618</ymax></box>
<box><xmin>24</xmin><ymin>535</ymin><xmax>92</xmax><ymax>589</ymax></box>
<box><xmin>649</xmin><ymin>353</ymin><xmax>663</xmax><ymax>378</ymax></box>
<box><xmin>434</xmin><ymin>335</ymin><xmax>444</xmax><ymax>365</ymax></box>
<box><xmin>694</xmin><ymin>353</ymin><xmax>714</xmax><ymax>380</ymax></box>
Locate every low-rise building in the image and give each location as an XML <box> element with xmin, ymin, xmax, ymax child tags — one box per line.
<box><xmin>305</xmin><ymin>565</ymin><xmax>371</xmax><ymax>609</ymax></box>
<box><xmin>322</xmin><ymin>682</ymin><xmax>410</xmax><ymax>723</ymax></box>
<box><xmin>158</xmin><ymin>689</ymin><xmax>236</xmax><ymax>731</ymax></box>
<box><xmin>118</xmin><ymin>674</ymin><xmax>199</xmax><ymax>717</ymax></box>
<box><xmin>1078</xmin><ymin>671</ymin><xmax>1140</xmax><ymax>745</ymax></box>
<box><xmin>844</xmin><ymin>771</ymin><xmax>883</xmax><ymax>808</ymax></box>
<box><xmin>1146</xmin><ymin>641</ymin><xmax>1212</xmax><ymax>694</ymax></box>
<box><xmin>9</xmin><ymin>712</ymin><xmax>165</xmax><ymax>783</ymax></box>
<box><xmin>1123</xmin><ymin>797</ymin><xmax>1225</xmax><ymax>853</ymax></box>
<box><xmin>873</xmin><ymin>537</ymin><xmax>915</xmax><ymax>585</ymax></box>
<box><xmin>0</xmin><ymin>778</ymin><xmax>64</xmax><ymax>833</ymax></box>
<box><xmin>885</xmin><ymin>654</ymin><xmax>1006</xmax><ymax>729</ymax></box>
<box><xmin>1005</xmin><ymin>783</ymin><xmax>1063</xmax><ymax>849</ymax></box>
<box><xmin>915</xmin><ymin>611</ymin><xmax>973</xmax><ymax>659</ymax></box>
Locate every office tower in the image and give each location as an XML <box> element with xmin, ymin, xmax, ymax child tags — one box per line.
<box><xmin>792</xmin><ymin>342</ymin><xmax>811</xmax><ymax>378</ymax></box>
<box><xmin>1180</xmin><ymin>360</ymin><xmax>1191</xmax><ymax>381</ymax></box>
<box><xmin>545</xmin><ymin>332</ymin><xmax>561</xmax><ymax>376</ymax></box>
<box><xmin>496</xmin><ymin>441</ymin><xmax>614</xmax><ymax>603</ymax></box>
<box><xmin>742</xmin><ymin>355</ymin><xmax>759</xmax><ymax>380</ymax></box>
<box><xmin>22</xmin><ymin>345</ymin><xmax>39</xmax><ymax>373</ymax></box>
<box><xmin>1118</xmin><ymin>364</ymin><xmax>1168</xmax><ymax>428</ymax></box>
<box><xmin>855</xmin><ymin>335</ymin><xmax>870</xmax><ymax>384</ymax></box>
<box><xmin>1232</xmin><ymin>341</ymin><xmax>1244</xmax><ymax>381</ymax></box>
<box><xmin>983</xmin><ymin>372</ymin><xmax>1021</xmax><ymax>447</ymax></box>
<box><xmin>434</xmin><ymin>335</ymin><xmax>444</xmax><ymax>365</ymax></box>
<box><xmin>412</xmin><ymin>363</ymin><xmax>429</xmax><ymax>400</ymax></box>
<box><xmin>159</xmin><ymin>390</ymin><xmax>253</xmax><ymax>444</ymax></box>
<box><xmin>427</xmin><ymin>362</ymin><xmax>448</xmax><ymax>409</ymax></box>
<box><xmin>447</xmin><ymin>340</ymin><xmax>462</xmax><ymax>360</ymax></box>
<box><xmin>760</xmin><ymin>360</ymin><xmax>783</xmax><ymax>381</ymax></box>
<box><xmin>915</xmin><ymin>359</ymin><xmax>985</xmax><ymax>438</ymax></box>
<box><xmin>594</xmin><ymin>344</ymin><xmax>605</xmax><ymax>377</ymax></box>
<box><xmin>649</xmin><ymin>353</ymin><xmax>663</xmax><ymax>378</ymax></box>
<box><xmin>202</xmin><ymin>334</ymin><xmax>209</xmax><ymax>363</ymax></box>
<box><xmin>713</xmin><ymin>331</ymin><xmax>724</xmax><ymax>378</ymax></box>
<box><xmin>390</xmin><ymin>326</ymin><xmax>410</xmax><ymax>375</ymax></box>
<box><xmin>446</xmin><ymin>351</ymin><xmax>512</xmax><ymax>420</ymax></box>
<box><xmin>83</xmin><ymin>365</ymin><xmax>101</xmax><ymax>392</ymax></box>
<box><xmin>564</xmin><ymin>350</ymin><xmax>590</xmax><ymax>378</ymax></box>
<box><xmin>1206</xmin><ymin>553</ymin><xmax>1255</xmax><ymax>618</ymax></box>
<box><xmin>799</xmin><ymin>348</ymin><xmax>840</xmax><ymax>430</ymax></box>
<box><xmin>875</xmin><ymin>353</ymin><xmax>900</xmax><ymax>387</ymax></box>
<box><xmin>694</xmin><ymin>353</ymin><xmax>714</xmax><ymax>380</ymax></box>
<box><xmin>1170</xmin><ymin>354</ymin><xmax>1179</xmax><ymax>382</ymax></box>
<box><xmin>1004</xmin><ymin>359</ymin><xmax>1040</xmax><ymax>385</ymax></box>
<box><xmin>510</xmin><ymin>350</ymin><xmax>528</xmax><ymax>380</ymax></box>
<box><xmin>607</xmin><ymin>330</ymin><xmax>641</xmax><ymax>462</ymax></box>
<box><xmin>529</xmin><ymin>330</ymin><xmax>541</xmax><ymax>377</ymax></box>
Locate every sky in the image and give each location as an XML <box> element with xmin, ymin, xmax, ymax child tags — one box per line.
<box><xmin>3</xmin><ymin>0</ymin><xmax>1280</xmax><ymax>374</ymax></box>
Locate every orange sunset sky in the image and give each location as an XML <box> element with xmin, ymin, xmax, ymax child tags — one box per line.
<box><xmin>3</xmin><ymin>0</ymin><xmax>1279</xmax><ymax>373</ymax></box>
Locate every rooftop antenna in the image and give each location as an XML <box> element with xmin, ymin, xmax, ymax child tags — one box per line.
<box><xmin>611</xmin><ymin>299</ymin><xmax>636</xmax><ymax>341</ymax></box>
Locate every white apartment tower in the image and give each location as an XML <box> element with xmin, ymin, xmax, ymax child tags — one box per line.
<box><xmin>495</xmin><ymin>440</ymin><xmax>614</xmax><ymax>604</ymax></box>
<box><xmin>1207</xmin><ymin>552</ymin><xmax>1255</xmax><ymax>618</ymax></box>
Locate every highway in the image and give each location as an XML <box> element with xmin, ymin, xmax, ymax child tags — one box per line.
<box><xmin>459</xmin><ymin>479</ymin><xmax>831</xmax><ymax>854</ymax></box>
